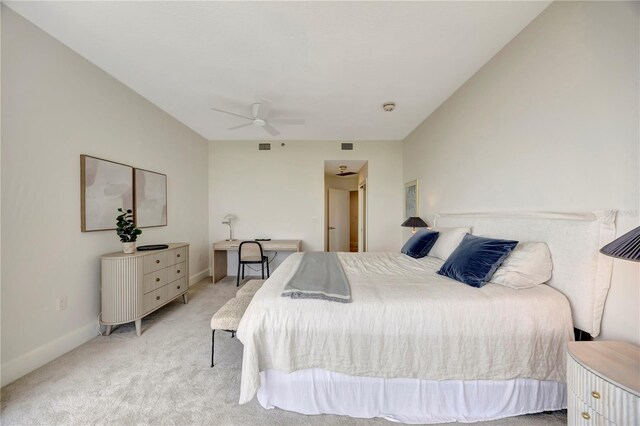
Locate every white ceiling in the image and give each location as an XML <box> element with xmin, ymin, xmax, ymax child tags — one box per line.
<box><xmin>5</xmin><ymin>1</ymin><xmax>550</xmax><ymax>141</ymax></box>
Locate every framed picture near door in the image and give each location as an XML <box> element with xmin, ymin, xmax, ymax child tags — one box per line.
<box><xmin>134</xmin><ymin>168</ymin><xmax>167</xmax><ymax>228</ymax></box>
<box><xmin>405</xmin><ymin>179</ymin><xmax>418</xmax><ymax>219</ymax></box>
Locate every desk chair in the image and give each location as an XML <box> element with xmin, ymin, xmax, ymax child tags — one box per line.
<box><xmin>237</xmin><ymin>241</ymin><xmax>270</xmax><ymax>287</ymax></box>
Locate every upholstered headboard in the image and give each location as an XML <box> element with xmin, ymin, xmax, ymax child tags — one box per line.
<box><xmin>434</xmin><ymin>211</ymin><xmax>616</xmax><ymax>337</ymax></box>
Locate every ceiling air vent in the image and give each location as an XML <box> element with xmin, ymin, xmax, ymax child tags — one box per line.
<box><xmin>258</xmin><ymin>143</ymin><xmax>271</xmax><ymax>151</ymax></box>
<box><xmin>341</xmin><ymin>142</ymin><xmax>354</xmax><ymax>151</ymax></box>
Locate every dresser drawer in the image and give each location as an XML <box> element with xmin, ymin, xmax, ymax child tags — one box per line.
<box><xmin>144</xmin><ymin>252</ymin><xmax>168</xmax><ymax>273</ymax></box>
<box><xmin>143</xmin><ymin>269</ymin><xmax>167</xmax><ymax>294</ymax></box>
<box><xmin>167</xmin><ymin>247</ymin><xmax>187</xmax><ymax>266</ymax></box>
<box><xmin>167</xmin><ymin>261</ymin><xmax>186</xmax><ymax>283</ymax></box>
<box><xmin>167</xmin><ymin>277</ymin><xmax>187</xmax><ymax>300</ymax></box>
<box><xmin>143</xmin><ymin>285</ymin><xmax>169</xmax><ymax>313</ymax></box>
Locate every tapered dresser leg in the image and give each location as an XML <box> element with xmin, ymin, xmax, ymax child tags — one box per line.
<box><xmin>182</xmin><ymin>293</ymin><xmax>189</xmax><ymax>304</ymax></box>
<box><xmin>105</xmin><ymin>325</ymin><xmax>112</xmax><ymax>336</ymax></box>
<box><xmin>135</xmin><ymin>319</ymin><xmax>142</xmax><ymax>336</ymax></box>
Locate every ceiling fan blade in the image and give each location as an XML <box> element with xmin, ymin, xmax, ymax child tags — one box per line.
<box><xmin>268</xmin><ymin>118</ymin><xmax>305</xmax><ymax>125</ymax></box>
<box><xmin>263</xmin><ymin>123</ymin><xmax>280</xmax><ymax>136</ymax></box>
<box><xmin>256</xmin><ymin>99</ymin><xmax>274</xmax><ymax>120</ymax></box>
<box><xmin>210</xmin><ymin>107</ymin><xmax>253</xmax><ymax>121</ymax></box>
<box><xmin>227</xmin><ymin>122</ymin><xmax>253</xmax><ymax>131</ymax></box>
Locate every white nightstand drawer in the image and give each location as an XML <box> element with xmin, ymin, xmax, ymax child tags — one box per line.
<box><xmin>567</xmin><ymin>341</ymin><xmax>640</xmax><ymax>426</ymax></box>
<box><xmin>568</xmin><ymin>354</ymin><xmax>611</xmax><ymax>415</ymax></box>
<box><xmin>568</xmin><ymin>394</ymin><xmax>612</xmax><ymax>426</ymax></box>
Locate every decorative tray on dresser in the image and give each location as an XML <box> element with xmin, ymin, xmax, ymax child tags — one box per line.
<box><xmin>567</xmin><ymin>341</ymin><xmax>639</xmax><ymax>425</ymax></box>
<box><xmin>101</xmin><ymin>243</ymin><xmax>189</xmax><ymax>336</ymax></box>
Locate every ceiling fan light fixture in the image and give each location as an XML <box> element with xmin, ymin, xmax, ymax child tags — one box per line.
<box><xmin>253</xmin><ymin>118</ymin><xmax>266</xmax><ymax>127</ymax></box>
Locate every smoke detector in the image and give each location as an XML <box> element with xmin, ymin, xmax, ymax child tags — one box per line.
<box><xmin>383</xmin><ymin>102</ymin><xmax>396</xmax><ymax>112</ymax></box>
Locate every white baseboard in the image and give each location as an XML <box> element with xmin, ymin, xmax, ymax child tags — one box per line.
<box><xmin>189</xmin><ymin>268</ymin><xmax>210</xmax><ymax>286</ymax></box>
<box><xmin>1</xmin><ymin>269</ymin><xmax>210</xmax><ymax>388</ymax></box>
<box><xmin>1</xmin><ymin>321</ymin><xmax>98</xmax><ymax>387</ymax></box>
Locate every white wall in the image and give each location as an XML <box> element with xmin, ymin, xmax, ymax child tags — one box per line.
<box><xmin>1</xmin><ymin>7</ymin><xmax>210</xmax><ymax>386</ymax></box>
<box><xmin>209</xmin><ymin>141</ymin><xmax>403</xmax><ymax>275</ymax></box>
<box><xmin>403</xmin><ymin>1</ymin><xmax>640</xmax><ymax>344</ymax></box>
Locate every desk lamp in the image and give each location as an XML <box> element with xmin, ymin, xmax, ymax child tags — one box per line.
<box><xmin>222</xmin><ymin>214</ymin><xmax>236</xmax><ymax>241</ymax></box>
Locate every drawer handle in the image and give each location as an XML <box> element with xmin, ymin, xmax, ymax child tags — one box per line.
<box><xmin>177</xmin><ymin>285</ymin><xmax>181</xmax><ymax>289</ymax></box>
<box><xmin>591</xmin><ymin>391</ymin><xmax>601</xmax><ymax>399</ymax></box>
<box><xmin>155</xmin><ymin>259</ymin><xmax>160</xmax><ymax>264</ymax></box>
<box><xmin>177</xmin><ymin>270</ymin><xmax>181</xmax><ymax>273</ymax></box>
<box><xmin>156</xmin><ymin>278</ymin><xmax>160</xmax><ymax>282</ymax></box>
<box><xmin>177</xmin><ymin>254</ymin><xmax>181</xmax><ymax>258</ymax></box>
<box><xmin>156</xmin><ymin>295</ymin><xmax>160</xmax><ymax>301</ymax></box>
<box><xmin>581</xmin><ymin>412</ymin><xmax>591</xmax><ymax>420</ymax></box>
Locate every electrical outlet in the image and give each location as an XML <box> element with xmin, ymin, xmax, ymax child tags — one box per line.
<box><xmin>56</xmin><ymin>296</ymin><xmax>67</xmax><ymax>311</ymax></box>
<box><xmin>311</xmin><ymin>217</ymin><xmax>318</xmax><ymax>223</ymax></box>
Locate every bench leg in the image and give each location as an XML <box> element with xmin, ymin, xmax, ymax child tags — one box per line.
<box><xmin>211</xmin><ymin>330</ymin><xmax>215</xmax><ymax>367</ymax></box>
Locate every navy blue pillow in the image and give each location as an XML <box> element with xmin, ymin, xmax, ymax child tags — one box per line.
<box><xmin>401</xmin><ymin>229</ymin><xmax>440</xmax><ymax>259</ymax></box>
<box><xmin>437</xmin><ymin>234</ymin><xmax>518</xmax><ymax>288</ymax></box>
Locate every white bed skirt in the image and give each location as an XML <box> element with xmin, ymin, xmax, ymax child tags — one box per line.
<box><xmin>257</xmin><ymin>369</ymin><xmax>567</xmax><ymax>424</ymax></box>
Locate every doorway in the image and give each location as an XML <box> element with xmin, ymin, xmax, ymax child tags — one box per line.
<box><xmin>325</xmin><ymin>160</ymin><xmax>368</xmax><ymax>252</ymax></box>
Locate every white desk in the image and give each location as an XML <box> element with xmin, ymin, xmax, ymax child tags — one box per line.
<box><xmin>211</xmin><ymin>239</ymin><xmax>302</xmax><ymax>283</ymax></box>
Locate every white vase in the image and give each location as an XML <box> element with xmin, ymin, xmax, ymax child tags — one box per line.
<box><xmin>123</xmin><ymin>242</ymin><xmax>136</xmax><ymax>254</ymax></box>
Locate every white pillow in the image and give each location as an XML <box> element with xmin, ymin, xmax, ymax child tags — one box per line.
<box><xmin>428</xmin><ymin>227</ymin><xmax>471</xmax><ymax>260</ymax></box>
<box><xmin>490</xmin><ymin>242</ymin><xmax>553</xmax><ymax>289</ymax></box>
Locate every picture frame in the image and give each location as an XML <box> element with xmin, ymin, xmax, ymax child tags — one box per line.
<box><xmin>80</xmin><ymin>155</ymin><xmax>134</xmax><ymax>232</ymax></box>
<box><xmin>405</xmin><ymin>179</ymin><xmax>418</xmax><ymax>219</ymax></box>
<box><xmin>134</xmin><ymin>168</ymin><xmax>167</xmax><ymax>228</ymax></box>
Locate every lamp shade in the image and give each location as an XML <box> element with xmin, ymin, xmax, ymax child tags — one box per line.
<box><xmin>401</xmin><ymin>217</ymin><xmax>428</xmax><ymax>228</ymax></box>
<box><xmin>600</xmin><ymin>226</ymin><xmax>640</xmax><ymax>262</ymax></box>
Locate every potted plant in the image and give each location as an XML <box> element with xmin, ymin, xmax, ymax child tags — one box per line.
<box><xmin>116</xmin><ymin>208</ymin><xmax>142</xmax><ymax>253</ymax></box>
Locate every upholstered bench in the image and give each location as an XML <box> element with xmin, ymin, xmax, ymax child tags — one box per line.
<box><xmin>210</xmin><ymin>296</ymin><xmax>252</xmax><ymax>367</ymax></box>
<box><xmin>236</xmin><ymin>279</ymin><xmax>265</xmax><ymax>298</ymax></box>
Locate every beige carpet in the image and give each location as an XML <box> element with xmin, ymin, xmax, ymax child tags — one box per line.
<box><xmin>1</xmin><ymin>277</ymin><xmax>567</xmax><ymax>425</ymax></box>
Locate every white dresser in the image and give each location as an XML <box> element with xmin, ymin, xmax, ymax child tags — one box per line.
<box><xmin>567</xmin><ymin>341</ymin><xmax>639</xmax><ymax>425</ymax></box>
<box><xmin>101</xmin><ymin>243</ymin><xmax>189</xmax><ymax>336</ymax></box>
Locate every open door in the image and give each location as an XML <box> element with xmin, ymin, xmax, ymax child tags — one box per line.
<box><xmin>328</xmin><ymin>188</ymin><xmax>350</xmax><ymax>252</ymax></box>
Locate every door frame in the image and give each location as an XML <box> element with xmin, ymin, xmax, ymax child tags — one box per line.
<box><xmin>358</xmin><ymin>178</ymin><xmax>368</xmax><ymax>252</ymax></box>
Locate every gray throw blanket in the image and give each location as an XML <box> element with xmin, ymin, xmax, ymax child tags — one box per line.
<box><xmin>281</xmin><ymin>252</ymin><xmax>351</xmax><ymax>303</ymax></box>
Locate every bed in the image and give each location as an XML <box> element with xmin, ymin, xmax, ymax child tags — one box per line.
<box><xmin>236</xmin><ymin>211</ymin><xmax>616</xmax><ymax>423</ymax></box>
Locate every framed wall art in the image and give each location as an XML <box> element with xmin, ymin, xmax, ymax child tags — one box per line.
<box><xmin>134</xmin><ymin>168</ymin><xmax>167</xmax><ymax>228</ymax></box>
<box><xmin>80</xmin><ymin>155</ymin><xmax>134</xmax><ymax>232</ymax></box>
<box><xmin>404</xmin><ymin>179</ymin><xmax>419</xmax><ymax>219</ymax></box>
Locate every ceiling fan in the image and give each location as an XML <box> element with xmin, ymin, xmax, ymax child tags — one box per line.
<box><xmin>336</xmin><ymin>165</ymin><xmax>357</xmax><ymax>177</ymax></box>
<box><xmin>210</xmin><ymin>99</ymin><xmax>305</xmax><ymax>136</ymax></box>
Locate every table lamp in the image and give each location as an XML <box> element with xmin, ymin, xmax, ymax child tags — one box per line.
<box><xmin>222</xmin><ymin>214</ymin><xmax>236</xmax><ymax>241</ymax></box>
<box><xmin>600</xmin><ymin>226</ymin><xmax>640</xmax><ymax>261</ymax></box>
<box><xmin>401</xmin><ymin>217</ymin><xmax>428</xmax><ymax>234</ymax></box>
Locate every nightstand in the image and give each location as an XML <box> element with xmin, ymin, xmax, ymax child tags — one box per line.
<box><xmin>567</xmin><ymin>341</ymin><xmax>639</xmax><ymax>425</ymax></box>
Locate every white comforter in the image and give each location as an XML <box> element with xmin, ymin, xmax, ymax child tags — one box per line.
<box><xmin>236</xmin><ymin>252</ymin><xmax>574</xmax><ymax>404</ymax></box>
